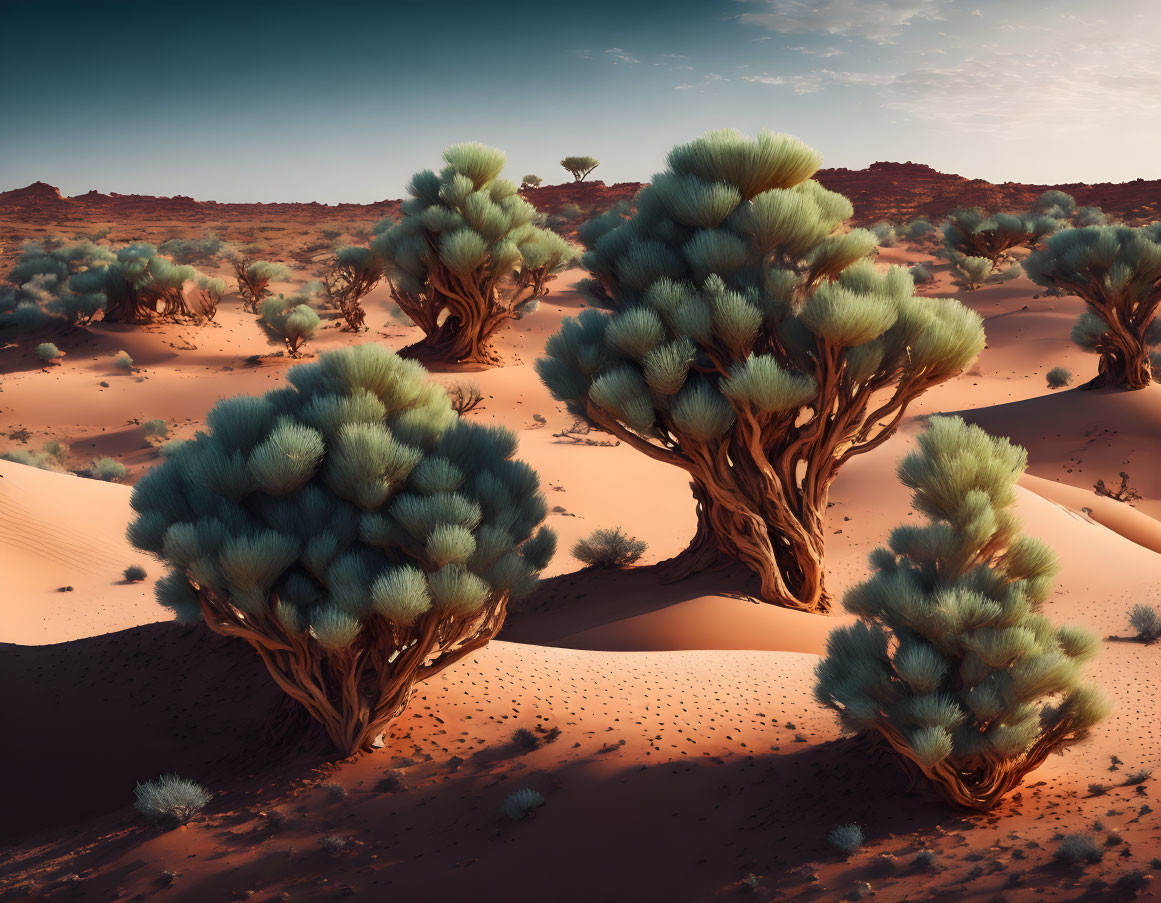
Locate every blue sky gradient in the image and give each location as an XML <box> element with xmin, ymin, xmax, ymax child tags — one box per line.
<box><xmin>2</xmin><ymin>0</ymin><xmax>1157</xmax><ymax>202</ymax></box>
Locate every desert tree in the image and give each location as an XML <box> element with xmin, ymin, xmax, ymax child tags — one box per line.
<box><xmin>3</xmin><ymin>242</ymin><xmax>114</xmax><ymax>328</ymax></box>
<box><xmin>560</xmin><ymin>156</ymin><xmax>600</xmax><ymax>182</ymax></box>
<box><xmin>521</xmin><ymin>175</ymin><xmax>542</xmax><ymax>189</ymax></box>
<box><xmin>259</xmin><ymin>295</ymin><xmax>320</xmax><ymax>357</ymax></box>
<box><xmin>942</xmin><ymin>208</ymin><xmax>1054</xmax><ymax>272</ymax></box>
<box><xmin>536</xmin><ymin>130</ymin><xmax>984</xmax><ymax>611</ymax></box>
<box><xmin>320</xmin><ymin>246</ymin><xmax>382</xmax><ymax>331</ymax></box>
<box><xmin>235</xmin><ymin>258</ymin><xmax>293</xmax><ymax>312</ymax></box>
<box><xmin>1032</xmin><ymin>191</ymin><xmax>1110</xmax><ymax>229</ymax></box>
<box><xmin>126</xmin><ymin>344</ymin><xmax>555</xmax><ymax>754</ymax></box>
<box><xmin>373</xmin><ymin>143</ymin><xmax>579</xmax><ymax>363</ymax></box>
<box><xmin>815</xmin><ymin>417</ymin><xmax>1109</xmax><ymax>810</ymax></box>
<box><xmin>1025</xmin><ymin>225</ymin><xmax>1161</xmax><ymax>389</ymax></box>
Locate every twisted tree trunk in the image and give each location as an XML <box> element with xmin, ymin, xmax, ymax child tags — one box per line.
<box><xmin>1083</xmin><ymin>326</ymin><xmax>1153</xmax><ymax>389</ymax></box>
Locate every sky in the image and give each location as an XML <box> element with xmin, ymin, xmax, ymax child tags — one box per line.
<box><xmin>2</xmin><ymin>0</ymin><xmax>1159</xmax><ymax>203</ymax></box>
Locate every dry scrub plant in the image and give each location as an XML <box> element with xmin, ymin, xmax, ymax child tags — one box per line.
<box><xmin>815</xmin><ymin>417</ymin><xmax>1109</xmax><ymax>810</ymax></box>
<box><xmin>259</xmin><ymin>295</ymin><xmax>319</xmax><ymax>357</ymax></box>
<box><xmin>373</xmin><ymin>143</ymin><xmax>578</xmax><ymax>363</ymax></box>
<box><xmin>235</xmin><ymin>258</ymin><xmax>293</xmax><ymax>312</ymax></box>
<box><xmin>537</xmin><ymin>129</ymin><xmax>984</xmax><ymax>610</ymax></box>
<box><xmin>321</xmin><ymin>246</ymin><xmax>382</xmax><ymax>331</ymax></box>
<box><xmin>127</xmin><ymin>344</ymin><xmax>555</xmax><ymax>754</ymax></box>
<box><xmin>1025</xmin><ymin>225</ymin><xmax>1161</xmax><ymax>389</ymax></box>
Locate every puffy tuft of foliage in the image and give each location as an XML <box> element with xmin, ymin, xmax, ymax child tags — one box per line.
<box><xmin>871</xmin><ymin>222</ymin><xmax>897</xmax><ymax>247</ymax></box>
<box><xmin>373</xmin><ymin>143</ymin><xmax>579</xmax><ymax>363</ymax></box>
<box><xmin>134</xmin><ymin>774</ymin><xmax>212</xmax><ymax>824</ymax></box>
<box><xmin>113</xmin><ymin>350</ymin><xmax>134</xmax><ymax>371</ymax></box>
<box><xmin>538</xmin><ymin>129</ymin><xmax>984</xmax><ymax>611</ymax></box>
<box><xmin>905</xmin><ymin>219</ymin><xmax>935</xmax><ymax>241</ymax></box>
<box><xmin>1025</xmin><ymin>224</ymin><xmax>1161</xmax><ymax>389</ymax></box>
<box><xmin>520</xmin><ymin>175</ymin><xmax>542</xmax><ymax>189</ymax></box>
<box><xmin>1045</xmin><ymin>366</ymin><xmax>1071</xmax><ymax>389</ymax></box>
<box><xmin>259</xmin><ymin>295</ymin><xmax>320</xmax><ymax>357</ymax></box>
<box><xmin>942</xmin><ymin>208</ymin><xmax>1052</xmax><ymax>270</ymax></box>
<box><xmin>1052</xmin><ymin>834</ymin><xmax>1103</xmax><ymax>866</ymax></box>
<box><xmin>143</xmin><ymin>419</ymin><xmax>169</xmax><ymax>441</ymax></box>
<box><xmin>36</xmin><ymin>342</ymin><xmax>63</xmax><ymax>363</ymax></box>
<box><xmin>948</xmin><ymin>251</ymin><xmax>994</xmax><ymax>290</ymax></box>
<box><xmin>909</xmin><ymin>264</ymin><xmax>933</xmax><ymax>285</ymax></box>
<box><xmin>127</xmin><ymin>344</ymin><xmax>555</xmax><ymax>753</ymax></box>
<box><xmin>1</xmin><ymin>439</ymin><xmax>68</xmax><ymax>472</ymax></box>
<box><xmin>571</xmin><ymin>527</ymin><xmax>648</xmax><ymax>567</ymax></box>
<box><xmin>124</xmin><ymin>564</ymin><xmax>148</xmax><ymax>582</ymax></box>
<box><xmin>815</xmin><ymin>416</ymin><xmax>1109</xmax><ymax>810</ymax></box>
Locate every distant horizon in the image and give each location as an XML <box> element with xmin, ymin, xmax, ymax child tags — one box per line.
<box><xmin>5</xmin><ymin>155</ymin><xmax>1158</xmax><ymax>209</ymax></box>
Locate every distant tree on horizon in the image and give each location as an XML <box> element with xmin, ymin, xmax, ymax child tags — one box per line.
<box><xmin>537</xmin><ymin>128</ymin><xmax>984</xmax><ymax>611</ymax></box>
<box><xmin>560</xmin><ymin>155</ymin><xmax>600</xmax><ymax>182</ymax></box>
<box><xmin>520</xmin><ymin>174</ymin><xmax>542</xmax><ymax>189</ymax></box>
<box><xmin>816</xmin><ymin>416</ymin><xmax>1109</xmax><ymax>811</ymax></box>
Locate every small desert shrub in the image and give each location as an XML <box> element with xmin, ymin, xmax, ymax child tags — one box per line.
<box><xmin>124</xmin><ymin>564</ymin><xmax>148</xmax><ymax>582</ymax></box>
<box><xmin>259</xmin><ymin>295</ymin><xmax>319</xmax><ymax>356</ymax></box>
<box><xmin>949</xmin><ymin>252</ymin><xmax>993</xmax><ymax>289</ymax></box>
<box><xmin>113</xmin><ymin>350</ymin><xmax>134</xmax><ymax>372</ymax></box>
<box><xmin>911</xmin><ymin>849</ymin><xmax>937</xmax><ymax>870</ymax></box>
<box><xmin>84</xmin><ymin>457</ymin><xmax>129</xmax><ymax>482</ymax></box>
<box><xmin>502</xmin><ymin>787</ymin><xmax>544</xmax><ymax>821</ymax></box>
<box><xmin>871</xmin><ymin>222</ymin><xmax>897</xmax><ymax>247</ymax></box>
<box><xmin>572</xmin><ymin>527</ymin><xmax>648</xmax><ymax>568</ymax></box>
<box><xmin>521</xmin><ymin>174</ymin><xmax>542</xmax><ymax>189</ymax></box>
<box><xmin>447</xmin><ymin>381</ymin><xmax>483</xmax><ymax>415</ymax></box>
<box><xmin>158</xmin><ymin>233</ymin><xmax>236</xmax><ymax>265</ymax></box>
<box><xmin>235</xmin><ymin>259</ymin><xmax>293</xmax><ymax>311</ymax></box>
<box><xmin>134</xmin><ymin>774</ymin><xmax>212</xmax><ymax>824</ymax></box>
<box><xmin>909</xmin><ymin>264</ymin><xmax>933</xmax><ymax>284</ymax></box>
<box><xmin>1128</xmin><ymin>604</ymin><xmax>1161</xmax><ymax>643</ymax></box>
<box><xmin>143</xmin><ymin>419</ymin><xmax>169</xmax><ymax>441</ymax></box>
<box><xmin>36</xmin><ymin>342</ymin><xmax>63</xmax><ymax>363</ymax></box>
<box><xmin>905</xmin><ymin>219</ymin><xmax>935</xmax><ymax>241</ymax></box>
<box><xmin>158</xmin><ymin>438</ymin><xmax>190</xmax><ymax>458</ymax></box>
<box><xmin>1088</xmin><ymin>782</ymin><xmax>1110</xmax><ymax>796</ymax></box>
<box><xmin>1046</xmin><ymin>366</ymin><xmax>1071</xmax><ymax>389</ymax></box>
<box><xmin>1052</xmin><ymin>834</ymin><xmax>1103</xmax><ymax>866</ymax></box>
<box><xmin>2</xmin><ymin>440</ymin><xmax>68</xmax><ymax>472</ymax></box>
<box><xmin>827</xmin><ymin>823</ymin><xmax>864</xmax><ymax>856</ymax></box>
<box><xmin>1124</xmin><ymin>769</ymin><xmax>1152</xmax><ymax>785</ymax></box>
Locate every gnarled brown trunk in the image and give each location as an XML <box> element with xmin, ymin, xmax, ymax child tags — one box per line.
<box><xmin>659</xmin><ymin>479</ymin><xmax>829</xmax><ymax>612</ymax></box>
<box><xmin>1083</xmin><ymin>335</ymin><xmax>1153</xmax><ymax>390</ymax></box>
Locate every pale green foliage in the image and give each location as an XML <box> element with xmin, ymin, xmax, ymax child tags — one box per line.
<box><xmin>1026</xmin><ymin>224</ymin><xmax>1161</xmax><ymax>383</ymax></box>
<box><xmin>948</xmin><ymin>251</ymin><xmax>993</xmax><ymax>289</ymax></box>
<box><xmin>502</xmin><ymin>787</ymin><xmax>545</xmax><ymax>820</ymax></box>
<box><xmin>3</xmin><ymin>242</ymin><xmax>114</xmax><ymax>329</ymax></box>
<box><xmin>159</xmin><ymin>233</ymin><xmax>237</xmax><ymax>265</ymax></box>
<box><xmin>1053</xmin><ymin>834</ymin><xmax>1103</xmax><ymax>865</ymax></box>
<box><xmin>143</xmin><ymin>419</ymin><xmax>169</xmax><ymax>442</ymax></box>
<box><xmin>909</xmin><ymin>264</ymin><xmax>933</xmax><ymax>284</ymax></box>
<box><xmin>572</xmin><ymin>527</ymin><xmax>648</xmax><ymax>567</ymax></box>
<box><xmin>560</xmin><ymin>155</ymin><xmax>600</xmax><ymax>182</ymax></box>
<box><xmin>1</xmin><ymin>439</ymin><xmax>68</xmax><ymax>472</ymax></box>
<box><xmin>259</xmin><ymin>295</ymin><xmax>320</xmax><ymax>356</ymax></box>
<box><xmin>537</xmin><ymin>130</ymin><xmax>984</xmax><ymax>606</ymax></box>
<box><xmin>520</xmin><ymin>175</ymin><xmax>542</xmax><ymax>189</ymax></box>
<box><xmin>1046</xmin><ymin>366</ymin><xmax>1071</xmax><ymax>389</ymax></box>
<box><xmin>36</xmin><ymin>342</ymin><xmax>62</xmax><ymax>362</ymax></box>
<box><xmin>128</xmin><ymin>344</ymin><xmax>554</xmax><ymax>655</ymax></box>
<box><xmin>114</xmin><ymin>350</ymin><xmax>134</xmax><ymax>371</ymax></box>
<box><xmin>373</xmin><ymin>144</ymin><xmax>579</xmax><ymax>357</ymax></box>
<box><xmin>1033</xmin><ymin>190</ymin><xmax>1077</xmax><ymax>220</ymax></box>
<box><xmin>816</xmin><ymin>417</ymin><xmax>1108</xmax><ymax>788</ymax></box>
<box><xmin>85</xmin><ymin>457</ymin><xmax>128</xmax><ymax>482</ymax></box>
<box><xmin>871</xmin><ymin>222</ymin><xmax>897</xmax><ymax>247</ymax></box>
<box><xmin>134</xmin><ymin>774</ymin><xmax>212</xmax><ymax>824</ymax></box>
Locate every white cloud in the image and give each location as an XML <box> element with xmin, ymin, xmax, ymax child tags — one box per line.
<box><xmin>675</xmin><ymin>73</ymin><xmax>728</xmax><ymax>91</ymax></box>
<box><xmin>604</xmin><ymin>47</ymin><xmax>641</xmax><ymax>64</ymax></box>
<box><xmin>743</xmin><ymin>69</ymin><xmax>895</xmax><ymax>93</ymax></box>
<box><xmin>736</xmin><ymin>0</ymin><xmax>946</xmax><ymax>44</ymax></box>
<box><xmin>789</xmin><ymin>44</ymin><xmax>846</xmax><ymax>58</ymax></box>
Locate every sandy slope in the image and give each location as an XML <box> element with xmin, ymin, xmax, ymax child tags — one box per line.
<box><xmin>2</xmin><ymin>254</ymin><xmax>1160</xmax><ymax>901</ymax></box>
